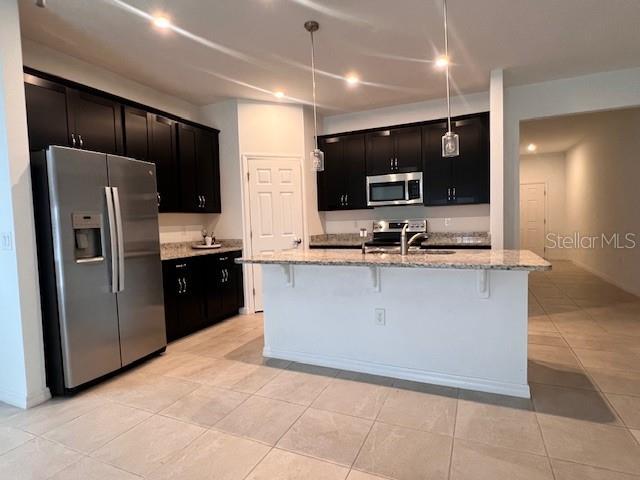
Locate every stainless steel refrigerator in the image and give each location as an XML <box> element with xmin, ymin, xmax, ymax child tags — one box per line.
<box><xmin>31</xmin><ymin>146</ymin><xmax>166</xmax><ymax>395</ymax></box>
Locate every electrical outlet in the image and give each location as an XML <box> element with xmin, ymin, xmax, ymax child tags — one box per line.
<box><xmin>444</xmin><ymin>218</ymin><xmax>452</xmax><ymax>227</ymax></box>
<box><xmin>374</xmin><ymin>308</ymin><xmax>386</xmax><ymax>326</ymax></box>
<box><xmin>1</xmin><ymin>232</ymin><xmax>12</xmax><ymax>251</ymax></box>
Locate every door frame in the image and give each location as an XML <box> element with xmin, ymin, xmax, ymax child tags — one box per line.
<box><xmin>519</xmin><ymin>181</ymin><xmax>547</xmax><ymax>258</ymax></box>
<box><xmin>240</xmin><ymin>153</ymin><xmax>309</xmax><ymax>313</ymax></box>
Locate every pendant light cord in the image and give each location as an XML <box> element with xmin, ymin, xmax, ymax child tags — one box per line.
<box><xmin>444</xmin><ymin>0</ymin><xmax>452</xmax><ymax>134</ymax></box>
<box><xmin>310</xmin><ymin>29</ymin><xmax>319</xmax><ymax>150</ymax></box>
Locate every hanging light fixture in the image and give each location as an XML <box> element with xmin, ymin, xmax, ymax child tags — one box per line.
<box><xmin>305</xmin><ymin>20</ymin><xmax>324</xmax><ymax>172</ymax></box>
<box><xmin>440</xmin><ymin>0</ymin><xmax>459</xmax><ymax>158</ymax></box>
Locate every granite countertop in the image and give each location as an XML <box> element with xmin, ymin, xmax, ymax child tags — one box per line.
<box><xmin>161</xmin><ymin>239</ymin><xmax>242</xmax><ymax>261</ymax></box>
<box><xmin>309</xmin><ymin>232</ymin><xmax>491</xmax><ymax>248</ymax></box>
<box><xmin>237</xmin><ymin>248</ymin><xmax>551</xmax><ymax>271</ymax></box>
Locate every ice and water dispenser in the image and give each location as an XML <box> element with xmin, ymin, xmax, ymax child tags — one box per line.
<box><xmin>72</xmin><ymin>213</ymin><xmax>104</xmax><ymax>263</ymax></box>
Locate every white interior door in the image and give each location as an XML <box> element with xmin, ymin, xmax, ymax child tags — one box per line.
<box><xmin>520</xmin><ymin>183</ymin><xmax>546</xmax><ymax>257</ymax></box>
<box><xmin>248</xmin><ymin>157</ymin><xmax>304</xmax><ymax>311</ymax></box>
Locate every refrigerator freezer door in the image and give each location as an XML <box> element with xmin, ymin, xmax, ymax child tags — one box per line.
<box><xmin>108</xmin><ymin>155</ymin><xmax>167</xmax><ymax>365</ymax></box>
<box><xmin>46</xmin><ymin>146</ymin><xmax>122</xmax><ymax>388</ymax></box>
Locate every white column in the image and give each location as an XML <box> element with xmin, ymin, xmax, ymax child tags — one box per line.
<box><xmin>489</xmin><ymin>69</ymin><xmax>505</xmax><ymax>249</ymax></box>
<box><xmin>0</xmin><ymin>0</ymin><xmax>49</xmax><ymax>408</ymax></box>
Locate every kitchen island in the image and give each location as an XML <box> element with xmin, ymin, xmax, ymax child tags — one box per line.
<box><xmin>238</xmin><ymin>249</ymin><xmax>550</xmax><ymax>398</ymax></box>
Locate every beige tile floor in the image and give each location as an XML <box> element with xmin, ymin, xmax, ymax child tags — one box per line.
<box><xmin>1</xmin><ymin>260</ymin><xmax>640</xmax><ymax>479</ymax></box>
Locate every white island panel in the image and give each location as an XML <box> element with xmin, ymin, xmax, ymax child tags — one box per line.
<box><xmin>261</xmin><ymin>264</ymin><xmax>530</xmax><ymax>398</ymax></box>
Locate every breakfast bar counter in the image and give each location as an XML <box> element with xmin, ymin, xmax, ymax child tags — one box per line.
<box><xmin>238</xmin><ymin>249</ymin><xmax>550</xmax><ymax>398</ymax></box>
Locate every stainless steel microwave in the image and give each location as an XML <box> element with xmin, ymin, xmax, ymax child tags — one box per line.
<box><xmin>366</xmin><ymin>172</ymin><xmax>423</xmax><ymax>207</ymax></box>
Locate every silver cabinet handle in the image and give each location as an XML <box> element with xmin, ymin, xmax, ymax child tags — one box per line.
<box><xmin>339</xmin><ymin>194</ymin><xmax>344</xmax><ymax>206</ymax></box>
<box><xmin>157</xmin><ymin>193</ymin><xmax>161</xmax><ymax>207</ymax></box>
<box><xmin>390</xmin><ymin>158</ymin><xmax>393</xmax><ymax>169</ymax></box>
<box><xmin>183</xmin><ymin>277</ymin><xmax>188</xmax><ymax>292</ymax></box>
<box><xmin>177</xmin><ymin>277</ymin><xmax>183</xmax><ymax>294</ymax></box>
<box><xmin>202</xmin><ymin>195</ymin><xmax>206</xmax><ymax>208</ymax></box>
<box><xmin>225</xmin><ymin>269</ymin><xmax>229</xmax><ymax>282</ymax></box>
<box><xmin>345</xmin><ymin>193</ymin><xmax>348</xmax><ymax>205</ymax></box>
<box><xmin>395</xmin><ymin>158</ymin><xmax>398</xmax><ymax>169</ymax></box>
<box><xmin>447</xmin><ymin>188</ymin><xmax>451</xmax><ymax>201</ymax></box>
<box><xmin>78</xmin><ymin>134</ymin><xmax>84</xmax><ymax>148</ymax></box>
<box><xmin>105</xmin><ymin>187</ymin><xmax>118</xmax><ymax>293</ymax></box>
<box><xmin>452</xmin><ymin>187</ymin><xmax>456</xmax><ymax>199</ymax></box>
<box><xmin>71</xmin><ymin>133</ymin><xmax>76</xmax><ymax>147</ymax></box>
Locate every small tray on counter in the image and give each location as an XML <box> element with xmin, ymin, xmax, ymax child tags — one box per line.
<box><xmin>191</xmin><ymin>243</ymin><xmax>223</xmax><ymax>250</ymax></box>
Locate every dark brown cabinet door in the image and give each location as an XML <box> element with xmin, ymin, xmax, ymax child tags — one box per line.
<box><xmin>423</xmin><ymin>121</ymin><xmax>452</xmax><ymax>206</ymax></box>
<box><xmin>123</xmin><ymin>106</ymin><xmax>150</xmax><ymax>161</ymax></box>
<box><xmin>162</xmin><ymin>260</ymin><xmax>204</xmax><ymax>341</ymax></box>
<box><xmin>317</xmin><ymin>134</ymin><xmax>366</xmax><ymax>211</ymax></box>
<box><xmin>423</xmin><ymin>113</ymin><xmax>490</xmax><ymax>206</ymax></box>
<box><xmin>366</xmin><ymin>130</ymin><xmax>395</xmax><ymax>175</ymax></box>
<box><xmin>177</xmin><ymin>123</ymin><xmax>199</xmax><ymax>211</ymax></box>
<box><xmin>343</xmin><ymin>134</ymin><xmax>367</xmax><ymax>209</ymax></box>
<box><xmin>393</xmin><ymin>126</ymin><xmax>422</xmax><ymax>173</ymax></box>
<box><xmin>317</xmin><ymin>137</ymin><xmax>345</xmax><ymax>210</ymax></box>
<box><xmin>150</xmin><ymin>115</ymin><xmax>179</xmax><ymax>212</ymax></box>
<box><xmin>196</xmin><ymin>129</ymin><xmax>221</xmax><ymax>213</ymax></box>
<box><xmin>67</xmin><ymin>89</ymin><xmax>123</xmax><ymax>154</ymax></box>
<box><xmin>449</xmin><ymin>114</ymin><xmax>489</xmax><ymax>205</ymax></box>
<box><xmin>24</xmin><ymin>75</ymin><xmax>69</xmax><ymax>152</ymax></box>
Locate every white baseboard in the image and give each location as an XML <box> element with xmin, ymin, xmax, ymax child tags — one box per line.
<box><xmin>569</xmin><ymin>257</ymin><xmax>640</xmax><ymax>298</ymax></box>
<box><xmin>0</xmin><ymin>386</ymin><xmax>51</xmax><ymax>409</ymax></box>
<box><xmin>264</xmin><ymin>346</ymin><xmax>531</xmax><ymax>399</ymax></box>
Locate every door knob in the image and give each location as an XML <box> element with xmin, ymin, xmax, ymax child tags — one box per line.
<box><xmin>292</xmin><ymin>237</ymin><xmax>302</xmax><ymax>247</ymax></box>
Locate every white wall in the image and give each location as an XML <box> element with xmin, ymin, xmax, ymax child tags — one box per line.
<box><xmin>504</xmin><ymin>67</ymin><xmax>640</xmax><ymax>249</ymax></box>
<box><xmin>0</xmin><ymin>0</ymin><xmax>49</xmax><ymax>408</ymax></box>
<box><xmin>519</xmin><ymin>152</ymin><xmax>567</xmax><ymax>260</ymax></box>
<box><xmin>22</xmin><ymin>40</ymin><xmax>202</xmax><ymax>122</ymax></box>
<box><xmin>323</xmin><ymin>92</ymin><xmax>489</xmax><ymax>134</ymax></box>
<box><xmin>563</xmin><ymin>108</ymin><xmax>640</xmax><ymax>296</ymax></box>
<box><xmin>320</xmin><ymin>92</ymin><xmax>491</xmax><ymax>234</ymax></box>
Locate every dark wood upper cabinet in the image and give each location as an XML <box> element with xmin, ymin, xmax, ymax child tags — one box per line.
<box><xmin>24</xmin><ymin>75</ymin><xmax>69</xmax><ymax>152</ymax></box>
<box><xmin>196</xmin><ymin>129</ymin><xmax>221</xmax><ymax>213</ymax></box>
<box><xmin>149</xmin><ymin>114</ymin><xmax>179</xmax><ymax>212</ymax></box>
<box><xmin>177</xmin><ymin>123</ymin><xmax>221</xmax><ymax>213</ymax></box>
<box><xmin>317</xmin><ymin>134</ymin><xmax>366</xmax><ymax>211</ymax></box>
<box><xmin>66</xmin><ymin>88</ymin><xmax>123</xmax><ymax>155</ymax></box>
<box><xmin>365</xmin><ymin>130</ymin><xmax>395</xmax><ymax>176</ymax></box>
<box><xmin>24</xmin><ymin>69</ymin><xmax>222</xmax><ymax>215</ymax></box>
<box><xmin>366</xmin><ymin>127</ymin><xmax>422</xmax><ymax>175</ymax></box>
<box><xmin>393</xmin><ymin>126</ymin><xmax>422</xmax><ymax>173</ymax></box>
<box><xmin>177</xmin><ymin>123</ymin><xmax>199</xmax><ymax>212</ymax></box>
<box><xmin>123</xmin><ymin>106</ymin><xmax>150</xmax><ymax>161</ymax></box>
<box><xmin>423</xmin><ymin>113</ymin><xmax>489</xmax><ymax>206</ymax></box>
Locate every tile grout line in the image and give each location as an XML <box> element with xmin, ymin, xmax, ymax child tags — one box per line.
<box><xmin>446</xmin><ymin>389</ymin><xmax>460</xmax><ymax>480</ymax></box>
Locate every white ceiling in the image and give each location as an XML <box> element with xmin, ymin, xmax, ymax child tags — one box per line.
<box><xmin>519</xmin><ymin>106</ymin><xmax>640</xmax><ymax>155</ymax></box>
<box><xmin>18</xmin><ymin>0</ymin><xmax>640</xmax><ymax>113</ymax></box>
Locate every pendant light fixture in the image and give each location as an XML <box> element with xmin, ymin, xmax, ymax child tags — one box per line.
<box><xmin>440</xmin><ymin>0</ymin><xmax>459</xmax><ymax>158</ymax></box>
<box><xmin>305</xmin><ymin>20</ymin><xmax>324</xmax><ymax>172</ymax></box>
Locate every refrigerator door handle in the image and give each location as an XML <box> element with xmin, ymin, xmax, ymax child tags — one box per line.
<box><xmin>112</xmin><ymin>187</ymin><xmax>125</xmax><ymax>292</ymax></box>
<box><xmin>105</xmin><ymin>187</ymin><xmax>118</xmax><ymax>294</ymax></box>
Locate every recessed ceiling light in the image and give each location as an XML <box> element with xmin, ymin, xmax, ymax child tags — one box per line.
<box><xmin>152</xmin><ymin>15</ymin><xmax>171</xmax><ymax>30</ymax></box>
<box><xmin>434</xmin><ymin>55</ymin><xmax>449</xmax><ymax>69</ymax></box>
<box><xmin>527</xmin><ymin>143</ymin><xmax>537</xmax><ymax>152</ymax></box>
<box><xmin>345</xmin><ymin>74</ymin><xmax>359</xmax><ymax>86</ymax></box>
<box><xmin>274</xmin><ymin>91</ymin><xmax>285</xmax><ymax>98</ymax></box>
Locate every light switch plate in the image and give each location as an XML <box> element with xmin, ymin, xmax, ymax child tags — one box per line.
<box><xmin>374</xmin><ymin>308</ymin><xmax>386</xmax><ymax>326</ymax></box>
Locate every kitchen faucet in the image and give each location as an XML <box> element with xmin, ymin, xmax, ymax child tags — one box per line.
<box><xmin>401</xmin><ymin>223</ymin><xmax>429</xmax><ymax>255</ymax></box>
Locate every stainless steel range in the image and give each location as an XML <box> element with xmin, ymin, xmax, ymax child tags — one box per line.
<box><xmin>366</xmin><ymin>219</ymin><xmax>428</xmax><ymax>248</ymax></box>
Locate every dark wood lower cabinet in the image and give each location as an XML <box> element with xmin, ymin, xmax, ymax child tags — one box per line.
<box><xmin>162</xmin><ymin>251</ymin><xmax>244</xmax><ymax>342</ymax></box>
